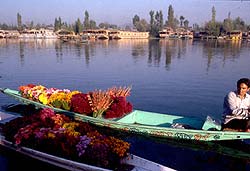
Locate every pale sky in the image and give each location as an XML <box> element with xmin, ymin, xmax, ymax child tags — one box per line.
<box><xmin>0</xmin><ymin>0</ymin><xmax>249</xmax><ymax>27</ymax></box>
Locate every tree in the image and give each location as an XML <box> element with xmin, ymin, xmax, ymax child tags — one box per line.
<box><xmin>223</xmin><ymin>12</ymin><xmax>233</xmax><ymax>33</ymax></box>
<box><xmin>75</xmin><ymin>18</ymin><xmax>83</xmax><ymax>34</ymax></box>
<box><xmin>205</xmin><ymin>6</ymin><xmax>218</xmax><ymax>36</ymax></box>
<box><xmin>17</xmin><ymin>13</ymin><xmax>22</xmax><ymax>30</ymax></box>
<box><xmin>89</xmin><ymin>20</ymin><xmax>97</xmax><ymax>29</ymax></box>
<box><xmin>183</xmin><ymin>20</ymin><xmax>189</xmax><ymax>29</ymax></box>
<box><xmin>167</xmin><ymin>5</ymin><xmax>174</xmax><ymax>28</ymax></box>
<box><xmin>233</xmin><ymin>17</ymin><xmax>246</xmax><ymax>31</ymax></box>
<box><xmin>193</xmin><ymin>23</ymin><xmax>200</xmax><ymax>31</ymax></box>
<box><xmin>149</xmin><ymin>10</ymin><xmax>155</xmax><ymax>33</ymax></box>
<box><xmin>212</xmin><ymin>6</ymin><xmax>216</xmax><ymax>23</ymax></box>
<box><xmin>54</xmin><ymin>18</ymin><xmax>59</xmax><ymax>31</ymax></box>
<box><xmin>83</xmin><ymin>10</ymin><xmax>90</xmax><ymax>29</ymax></box>
<box><xmin>99</xmin><ymin>22</ymin><xmax>110</xmax><ymax>29</ymax></box>
<box><xmin>132</xmin><ymin>15</ymin><xmax>140</xmax><ymax>28</ymax></box>
<box><xmin>157</xmin><ymin>10</ymin><xmax>164</xmax><ymax>30</ymax></box>
<box><xmin>135</xmin><ymin>19</ymin><xmax>149</xmax><ymax>32</ymax></box>
<box><xmin>148</xmin><ymin>10</ymin><xmax>163</xmax><ymax>37</ymax></box>
<box><xmin>180</xmin><ymin>16</ymin><xmax>185</xmax><ymax>27</ymax></box>
<box><xmin>58</xmin><ymin>17</ymin><xmax>62</xmax><ymax>29</ymax></box>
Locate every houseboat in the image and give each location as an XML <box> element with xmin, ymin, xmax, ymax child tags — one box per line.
<box><xmin>158</xmin><ymin>27</ymin><xmax>173</xmax><ymax>38</ymax></box>
<box><xmin>159</xmin><ymin>28</ymin><xmax>193</xmax><ymax>39</ymax></box>
<box><xmin>0</xmin><ymin>30</ymin><xmax>5</xmax><ymax>38</ymax></box>
<box><xmin>19</xmin><ymin>29</ymin><xmax>58</xmax><ymax>39</ymax></box>
<box><xmin>82</xmin><ymin>29</ymin><xmax>149</xmax><ymax>40</ymax></box>
<box><xmin>4</xmin><ymin>30</ymin><xmax>20</xmax><ymax>38</ymax></box>
<box><xmin>226</xmin><ymin>30</ymin><xmax>242</xmax><ymax>40</ymax></box>
<box><xmin>81</xmin><ymin>29</ymin><xmax>109</xmax><ymax>40</ymax></box>
<box><xmin>42</xmin><ymin>29</ymin><xmax>58</xmax><ymax>39</ymax></box>
<box><xmin>56</xmin><ymin>29</ymin><xmax>75</xmax><ymax>41</ymax></box>
<box><xmin>109</xmin><ymin>30</ymin><xmax>149</xmax><ymax>39</ymax></box>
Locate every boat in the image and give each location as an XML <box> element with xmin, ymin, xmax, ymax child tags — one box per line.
<box><xmin>2</xmin><ymin>87</ymin><xmax>250</xmax><ymax>142</ymax></box>
<box><xmin>3</xmin><ymin>105</ymin><xmax>250</xmax><ymax>163</ymax></box>
<box><xmin>0</xmin><ymin>110</ymin><xmax>175</xmax><ymax>171</ymax></box>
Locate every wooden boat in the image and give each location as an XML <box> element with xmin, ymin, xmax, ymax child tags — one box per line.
<box><xmin>2</xmin><ymin>87</ymin><xmax>250</xmax><ymax>141</ymax></box>
<box><xmin>0</xmin><ymin>111</ymin><xmax>175</xmax><ymax>171</ymax></box>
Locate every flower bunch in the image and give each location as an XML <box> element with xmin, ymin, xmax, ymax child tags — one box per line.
<box><xmin>76</xmin><ymin>135</ymin><xmax>91</xmax><ymax>157</ymax></box>
<box><xmin>107</xmin><ymin>136</ymin><xmax>130</xmax><ymax>158</ymax></box>
<box><xmin>2</xmin><ymin>114</ymin><xmax>36</xmax><ymax>142</ymax></box>
<box><xmin>38</xmin><ymin>87</ymin><xmax>59</xmax><ymax>105</ymax></box>
<box><xmin>81</xmin><ymin>130</ymin><xmax>130</xmax><ymax>167</ymax></box>
<box><xmin>71</xmin><ymin>93</ymin><xmax>92</xmax><ymax>115</ymax></box>
<box><xmin>47</xmin><ymin>90</ymin><xmax>80</xmax><ymax>110</ymax></box>
<box><xmin>107</xmin><ymin>86</ymin><xmax>132</xmax><ymax>98</ymax></box>
<box><xmin>105</xmin><ymin>96</ymin><xmax>133</xmax><ymax>119</ymax></box>
<box><xmin>2</xmin><ymin>108</ymin><xmax>131</xmax><ymax>169</ymax></box>
<box><xmin>37</xmin><ymin>108</ymin><xmax>71</xmax><ymax>128</ymax></box>
<box><xmin>48</xmin><ymin>92</ymin><xmax>70</xmax><ymax>110</ymax></box>
<box><xmin>33</xmin><ymin>127</ymin><xmax>79</xmax><ymax>157</ymax></box>
<box><xmin>62</xmin><ymin>122</ymin><xmax>81</xmax><ymax>137</ymax></box>
<box><xmin>19</xmin><ymin>84</ymin><xmax>36</xmax><ymax>93</ymax></box>
<box><xmin>87</xmin><ymin>90</ymin><xmax>113</xmax><ymax>118</ymax></box>
<box><xmin>21</xmin><ymin>85</ymin><xmax>47</xmax><ymax>101</ymax></box>
<box><xmin>18</xmin><ymin>84</ymin><xmax>133</xmax><ymax>119</ymax></box>
<box><xmin>14</xmin><ymin>122</ymin><xmax>40</xmax><ymax>145</ymax></box>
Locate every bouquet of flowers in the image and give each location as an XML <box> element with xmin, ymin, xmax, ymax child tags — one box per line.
<box><xmin>2</xmin><ymin>108</ymin><xmax>130</xmax><ymax>169</ymax></box>
<box><xmin>18</xmin><ymin>84</ymin><xmax>133</xmax><ymax>119</ymax></box>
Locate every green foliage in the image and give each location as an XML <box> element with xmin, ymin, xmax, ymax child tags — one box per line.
<box><xmin>89</xmin><ymin>20</ymin><xmax>97</xmax><ymax>29</ymax></box>
<box><xmin>180</xmin><ymin>16</ymin><xmax>185</xmax><ymax>27</ymax></box>
<box><xmin>75</xmin><ymin>18</ymin><xmax>83</xmax><ymax>34</ymax></box>
<box><xmin>167</xmin><ymin>5</ymin><xmax>174</xmax><ymax>28</ymax></box>
<box><xmin>148</xmin><ymin>10</ymin><xmax>164</xmax><ymax>37</ymax></box>
<box><xmin>17</xmin><ymin>13</ymin><xmax>22</xmax><ymax>30</ymax></box>
<box><xmin>83</xmin><ymin>10</ymin><xmax>90</xmax><ymax>29</ymax></box>
<box><xmin>132</xmin><ymin>14</ymin><xmax>149</xmax><ymax>32</ymax></box>
<box><xmin>183</xmin><ymin>20</ymin><xmax>189</xmax><ymax>29</ymax></box>
<box><xmin>132</xmin><ymin>15</ymin><xmax>140</xmax><ymax>28</ymax></box>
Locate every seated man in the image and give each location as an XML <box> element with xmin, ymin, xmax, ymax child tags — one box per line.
<box><xmin>222</xmin><ymin>78</ymin><xmax>250</xmax><ymax>132</ymax></box>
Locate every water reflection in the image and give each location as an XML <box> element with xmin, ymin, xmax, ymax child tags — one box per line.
<box><xmin>0</xmin><ymin>38</ymin><xmax>249</xmax><ymax>71</ymax></box>
<box><xmin>148</xmin><ymin>39</ymin><xmax>161</xmax><ymax>67</ymax></box>
<box><xmin>201</xmin><ymin>40</ymin><xmax>244</xmax><ymax>72</ymax></box>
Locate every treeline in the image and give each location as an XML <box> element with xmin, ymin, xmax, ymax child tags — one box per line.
<box><xmin>132</xmin><ymin>5</ymin><xmax>250</xmax><ymax>37</ymax></box>
<box><xmin>1</xmin><ymin>5</ymin><xmax>249</xmax><ymax>37</ymax></box>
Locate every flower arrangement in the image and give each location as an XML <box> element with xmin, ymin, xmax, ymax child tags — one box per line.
<box><xmin>105</xmin><ymin>96</ymin><xmax>133</xmax><ymax>118</ymax></box>
<box><xmin>71</xmin><ymin>93</ymin><xmax>92</xmax><ymax>115</ymax></box>
<box><xmin>2</xmin><ymin>108</ymin><xmax>130</xmax><ymax>169</ymax></box>
<box><xmin>87</xmin><ymin>90</ymin><xmax>113</xmax><ymax>118</ymax></box>
<box><xmin>18</xmin><ymin>84</ymin><xmax>133</xmax><ymax>119</ymax></box>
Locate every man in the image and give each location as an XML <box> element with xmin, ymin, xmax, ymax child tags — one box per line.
<box><xmin>222</xmin><ymin>78</ymin><xmax>250</xmax><ymax>132</ymax></box>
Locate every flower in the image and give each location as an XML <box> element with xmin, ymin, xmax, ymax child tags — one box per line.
<box><xmin>87</xmin><ymin>90</ymin><xmax>113</xmax><ymax>118</ymax></box>
<box><xmin>3</xmin><ymin>108</ymin><xmax>130</xmax><ymax>169</ymax></box>
<box><xmin>18</xmin><ymin>84</ymin><xmax>133</xmax><ymax>119</ymax></box>
<box><xmin>71</xmin><ymin>93</ymin><xmax>92</xmax><ymax>115</ymax></box>
<box><xmin>105</xmin><ymin>96</ymin><xmax>133</xmax><ymax>119</ymax></box>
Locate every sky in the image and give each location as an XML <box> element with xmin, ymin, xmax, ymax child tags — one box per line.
<box><xmin>0</xmin><ymin>0</ymin><xmax>250</xmax><ymax>27</ymax></box>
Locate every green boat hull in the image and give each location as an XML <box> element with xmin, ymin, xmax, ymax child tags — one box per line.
<box><xmin>2</xmin><ymin>88</ymin><xmax>250</xmax><ymax>141</ymax></box>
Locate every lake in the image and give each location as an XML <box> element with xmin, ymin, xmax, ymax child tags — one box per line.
<box><xmin>0</xmin><ymin>38</ymin><xmax>250</xmax><ymax>171</ymax></box>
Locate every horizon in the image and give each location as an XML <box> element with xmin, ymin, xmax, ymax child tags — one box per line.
<box><xmin>1</xmin><ymin>0</ymin><xmax>250</xmax><ymax>27</ymax></box>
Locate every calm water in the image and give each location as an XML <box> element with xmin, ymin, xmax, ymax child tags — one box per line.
<box><xmin>0</xmin><ymin>38</ymin><xmax>250</xmax><ymax>171</ymax></box>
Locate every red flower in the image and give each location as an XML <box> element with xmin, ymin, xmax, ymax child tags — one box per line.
<box><xmin>105</xmin><ymin>97</ymin><xmax>133</xmax><ymax>119</ymax></box>
<box><xmin>71</xmin><ymin>93</ymin><xmax>92</xmax><ymax>115</ymax></box>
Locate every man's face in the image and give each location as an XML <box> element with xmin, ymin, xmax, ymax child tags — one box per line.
<box><xmin>237</xmin><ymin>83</ymin><xmax>250</xmax><ymax>97</ymax></box>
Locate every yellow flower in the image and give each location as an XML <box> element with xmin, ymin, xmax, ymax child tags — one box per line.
<box><xmin>38</xmin><ymin>93</ymin><xmax>49</xmax><ymax>105</ymax></box>
<box><xmin>47</xmin><ymin>132</ymin><xmax>56</xmax><ymax>139</ymax></box>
